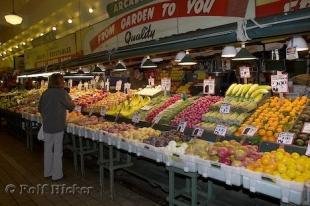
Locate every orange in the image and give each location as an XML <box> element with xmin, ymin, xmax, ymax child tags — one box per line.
<box><xmin>266</xmin><ymin>130</ymin><xmax>273</xmax><ymax>137</ymax></box>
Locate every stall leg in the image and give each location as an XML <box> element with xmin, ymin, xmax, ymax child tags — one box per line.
<box><xmin>71</xmin><ymin>134</ymin><xmax>78</xmax><ymax>173</ymax></box>
<box><xmin>98</xmin><ymin>142</ymin><xmax>105</xmax><ymax>200</ymax></box>
<box><xmin>109</xmin><ymin>145</ymin><xmax>114</xmax><ymax>200</ymax></box>
<box><xmin>168</xmin><ymin>167</ymin><xmax>175</xmax><ymax>206</ymax></box>
<box><xmin>79</xmin><ymin>136</ymin><xmax>85</xmax><ymax>176</ymax></box>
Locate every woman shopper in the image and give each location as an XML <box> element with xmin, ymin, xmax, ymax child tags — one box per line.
<box><xmin>38</xmin><ymin>73</ymin><xmax>75</xmax><ymax>181</ymax></box>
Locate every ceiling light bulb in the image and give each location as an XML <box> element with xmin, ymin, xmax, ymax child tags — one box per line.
<box><xmin>88</xmin><ymin>8</ymin><xmax>94</xmax><ymax>13</ymax></box>
<box><xmin>3</xmin><ymin>51</ymin><xmax>6</xmax><ymax>55</ymax></box>
<box><xmin>222</xmin><ymin>46</ymin><xmax>237</xmax><ymax>58</ymax></box>
<box><xmin>22</xmin><ymin>42</ymin><xmax>26</xmax><ymax>45</ymax></box>
<box><xmin>288</xmin><ymin>36</ymin><xmax>309</xmax><ymax>51</ymax></box>
<box><xmin>67</xmin><ymin>19</ymin><xmax>73</xmax><ymax>24</ymax></box>
<box><xmin>52</xmin><ymin>26</ymin><xmax>57</xmax><ymax>31</ymax></box>
<box><xmin>15</xmin><ymin>45</ymin><xmax>18</xmax><ymax>48</ymax></box>
<box><xmin>40</xmin><ymin>33</ymin><xmax>44</xmax><ymax>36</ymax></box>
<box><xmin>5</xmin><ymin>14</ymin><xmax>23</xmax><ymax>25</ymax></box>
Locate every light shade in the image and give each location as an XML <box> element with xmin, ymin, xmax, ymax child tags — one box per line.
<box><xmin>141</xmin><ymin>56</ymin><xmax>157</xmax><ymax>69</ymax></box>
<box><xmin>175</xmin><ymin>51</ymin><xmax>186</xmax><ymax>62</ymax></box>
<box><xmin>288</xmin><ymin>36</ymin><xmax>308</xmax><ymax>51</ymax></box>
<box><xmin>5</xmin><ymin>14</ymin><xmax>23</xmax><ymax>25</ymax></box>
<box><xmin>232</xmin><ymin>47</ymin><xmax>257</xmax><ymax>61</ymax></box>
<box><xmin>222</xmin><ymin>46</ymin><xmax>237</xmax><ymax>58</ymax></box>
<box><xmin>92</xmin><ymin>65</ymin><xmax>105</xmax><ymax>73</ymax></box>
<box><xmin>178</xmin><ymin>51</ymin><xmax>197</xmax><ymax>66</ymax></box>
<box><xmin>114</xmin><ymin>61</ymin><xmax>127</xmax><ymax>71</ymax></box>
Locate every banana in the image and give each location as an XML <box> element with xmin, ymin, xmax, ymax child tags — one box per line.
<box><xmin>241</xmin><ymin>84</ymin><xmax>252</xmax><ymax>97</ymax></box>
<box><xmin>250</xmin><ymin>89</ymin><xmax>269</xmax><ymax>99</ymax></box>
<box><xmin>225</xmin><ymin>83</ymin><xmax>237</xmax><ymax>96</ymax></box>
<box><xmin>254</xmin><ymin>94</ymin><xmax>263</xmax><ymax>103</ymax></box>
<box><xmin>257</xmin><ymin>85</ymin><xmax>272</xmax><ymax>90</ymax></box>
<box><xmin>245</xmin><ymin>84</ymin><xmax>259</xmax><ymax>98</ymax></box>
<box><xmin>236</xmin><ymin>84</ymin><xmax>247</xmax><ymax>96</ymax></box>
<box><xmin>231</xmin><ymin>84</ymin><xmax>242</xmax><ymax>96</ymax></box>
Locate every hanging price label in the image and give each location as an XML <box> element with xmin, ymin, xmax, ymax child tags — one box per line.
<box><xmin>105</xmin><ymin>80</ymin><xmax>110</xmax><ymax>91</ymax></box>
<box><xmin>239</xmin><ymin>66</ymin><xmax>251</xmax><ymax>78</ymax></box>
<box><xmin>153</xmin><ymin>115</ymin><xmax>161</xmax><ymax>124</ymax></box>
<box><xmin>242</xmin><ymin>126</ymin><xmax>258</xmax><ymax>137</ymax></box>
<box><xmin>100</xmin><ymin>81</ymin><xmax>105</xmax><ymax>89</ymax></box>
<box><xmin>100</xmin><ymin>107</ymin><xmax>106</xmax><ymax>117</ymax></box>
<box><xmin>271</xmin><ymin>74</ymin><xmax>288</xmax><ymax>93</ymax></box>
<box><xmin>95</xmin><ymin>76</ymin><xmax>100</xmax><ymax>83</ymax></box>
<box><xmin>192</xmin><ymin>127</ymin><xmax>204</xmax><ymax>137</ymax></box>
<box><xmin>77</xmin><ymin>82</ymin><xmax>82</xmax><ymax>90</ymax></box>
<box><xmin>220</xmin><ymin>104</ymin><xmax>230</xmax><ymax>114</ymax></box>
<box><xmin>75</xmin><ymin>106</ymin><xmax>82</xmax><ymax>113</ymax></box>
<box><xmin>148</xmin><ymin>77</ymin><xmax>155</xmax><ymax>86</ymax></box>
<box><xmin>132</xmin><ymin>113</ymin><xmax>141</xmax><ymax>124</ymax></box>
<box><xmin>286</xmin><ymin>47</ymin><xmax>298</xmax><ymax>60</ymax></box>
<box><xmin>115</xmin><ymin>80</ymin><xmax>122</xmax><ymax>91</ymax></box>
<box><xmin>177</xmin><ymin>122</ymin><xmax>187</xmax><ymax>133</ymax></box>
<box><xmin>203</xmin><ymin>79</ymin><xmax>215</xmax><ymax>95</ymax></box>
<box><xmin>306</xmin><ymin>143</ymin><xmax>310</xmax><ymax>156</ymax></box>
<box><xmin>124</xmin><ymin>83</ymin><xmax>131</xmax><ymax>94</ymax></box>
<box><xmin>68</xmin><ymin>79</ymin><xmax>73</xmax><ymax>88</ymax></box>
<box><xmin>84</xmin><ymin>82</ymin><xmax>89</xmax><ymax>90</ymax></box>
<box><xmin>302</xmin><ymin>122</ymin><xmax>310</xmax><ymax>134</ymax></box>
<box><xmin>277</xmin><ymin>132</ymin><xmax>295</xmax><ymax>145</ymax></box>
<box><xmin>214</xmin><ymin>125</ymin><xmax>227</xmax><ymax>137</ymax></box>
<box><xmin>161</xmin><ymin>78</ymin><xmax>171</xmax><ymax>91</ymax></box>
<box><xmin>40</xmin><ymin>80</ymin><xmax>45</xmax><ymax>88</ymax></box>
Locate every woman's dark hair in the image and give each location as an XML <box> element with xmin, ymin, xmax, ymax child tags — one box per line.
<box><xmin>48</xmin><ymin>73</ymin><xmax>64</xmax><ymax>88</ymax></box>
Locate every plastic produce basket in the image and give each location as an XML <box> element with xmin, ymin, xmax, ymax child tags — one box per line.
<box><xmin>135</xmin><ymin>142</ymin><xmax>164</xmax><ymax>163</ymax></box>
<box><xmin>116</xmin><ymin>138</ymin><xmax>137</xmax><ymax>153</ymax></box>
<box><xmin>197</xmin><ymin>158</ymin><xmax>242</xmax><ymax>186</ymax></box>
<box><xmin>163</xmin><ymin>152</ymin><xmax>197</xmax><ymax>172</ymax></box>
<box><xmin>241</xmin><ymin>169</ymin><xmax>306</xmax><ymax>205</ymax></box>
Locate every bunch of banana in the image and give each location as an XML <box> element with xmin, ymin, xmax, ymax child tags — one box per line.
<box><xmin>225</xmin><ymin>83</ymin><xmax>271</xmax><ymax>102</ymax></box>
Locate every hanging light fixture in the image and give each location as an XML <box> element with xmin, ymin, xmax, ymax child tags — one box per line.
<box><xmin>221</xmin><ymin>46</ymin><xmax>237</xmax><ymax>58</ymax></box>
<box><xmin>288</xmin><ymin>36</ymin><xmax>309</xmax><ymax>51</ymax></box>
<box><xmin>175</xmin><ymin>51</ymin><xmax>186</xmax><ymax>62</ymax></box>
<box><xmin>178</xmin><ymin>50</ymin><xmax>197</xmax><ymax>66</ymax></box>
<box><xmin>4</xmin><ymin>0</ymin><xmax>23</xmax><ymax>25</ymax></box>
<box><xmin>141</xmin><ymin>56</ymin><xmax>157</xmax><ymax>69</ymax></box>
<box><xmin>232</xmin><ymin>43</ymin><xmax>257</xmax><ymax>61</ymax></box>
<box><xmin>92</xmin><ymin>64</ymin><xmax>105</xmax><ymax>74</ymax></box>
<box><xmin>114</xmin><ymin>60</ymin><xmax>127</xmax><ymax>71</ymax></box>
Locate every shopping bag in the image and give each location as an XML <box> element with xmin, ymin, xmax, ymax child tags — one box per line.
<box><xmin>37</xmin><ymin>125</ymin><xmax>45</xmax><ymax>141</ymax></box>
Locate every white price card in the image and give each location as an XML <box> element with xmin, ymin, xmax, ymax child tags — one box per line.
<box><xmin>100</xmin><ymin>81</ymin><xmax>105</xmax><ymax>89</ymax></box>
<box><xmin>239</xmin><ymin>66</ymin><xmax>251</xmax><ymax>78</ymax></box>
<box><xmin>192</xmin><ymin>127</ymin><xmax>204</xmax><ymax>137</ymax></box>
<box><xmin>302</xmin><ymin>122</ymin><xmax>310</xmax><ymax>134</ymax></box>
<box><xmin>242</xmin><ymin>126</ymin><xmax>258</xmax><ymax>137</ymax></box>
<box><xmin>84</xmin><ymin>82</ymin><xmax>89</xmax><ymax>90</ymax></box>
<box><xmin>40</xmin><ymin>80</ymin><xmax>45</xmax><ymax>88</ymax></box>
<box><xmin>115</xmin><ymin>80</ymin><xmax>122</xmax><ymax>91</ymax></box>
<box><xmin>286</xmin><ymin>47</ymin><xmax>298</xmax><ymax>60</ymax></box>
<box><xmin>105</xmin><ymin>80</ymin><xmax>110</xmax><ymax>91</ymax></box>
<box><xmin>220</xmin><ymin>104</ymin><xmax>230</xmax><ymax>114</ymax></box>
<box><xmin>68</xmin><ymin>79</ymin><xmax>73</xmax><ymax>88</ymax></box>
<box><xmin>177</xmin><ymin>122</ymin><xmax>187</xmax><ymax>133</ymax></box>
<box><xmin>277</xmin><ymin>132</ymin><xmax>295</xmax><ymax>145</ymax></box>
<box><xmin>148</xmin><ymin>77</ymin><xmax>155</xmax><ymax>86</ymax></box>
<box><xmin>77</xmin><ymin>81</ymin><xmax>82</xmax><ymax>90</ymax></box>
<box><xmin>152</xmin><ymin>115</ymin><xmax>161</xmax><ymax>124</ymax></box>
<box><xmin>132</xmin><ymin>113</ymin><xmax>141</xmax><ymax>124</ymax></box>
<box><xmin>75</xmin><ymin>106</ymin><xmax>82</xmax><ymax>113</ymax></box>
<box><xmin>306</xmin><ymin>143</ymin><xmax>310</xmax><ymax>156</ymax></box>
<box><xmin>203</xmin><ymin>79</ymin><xmax>215</xmax><ymax>95</ymax></box>
<box><xmin>124</xmin><ymin>83</ymin><xmax>131</xmax><ymax>94</ymax></box>
<box><xmin>100</xmin><ymin>107</ymin><xmax>106</xmax><ymax>117</ymax></box>
<box><xmin>271</xmin><ymin>74</ymin><xmax>288</xmax><ymax>93</ymax></box>
<box><xmin>161</xmin><ymin>78</ymin><xmax>171</xmax><ymax>91</ymax></box>
<box><xmin>95</xmin><ymin>76</ymin><xmax>100</xmax><ymax>83</ymax></box>
<box><xmin>214</xmin><ymin>125</ymin><xmax>227</xmax><ymax>137</ymax></box>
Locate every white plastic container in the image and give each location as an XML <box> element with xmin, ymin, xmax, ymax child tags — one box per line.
<box><xmin>116</xmin><ymin>138</ymin><xmax>137</xmax><ymax>153</ymax></box>
<box><xmin>163</xmin><ymin>151</ymin><xmax>197</xmax><ymax>173</ymax></box>
<box><xmin>135</xmin><ymin>142</ymin><xmax>164</xmax><ymax>163</ymax></box>
<box><xmin>197</xmin><ymin>159</ymin><xmax>242</xmax><ymax>186</ymax></box>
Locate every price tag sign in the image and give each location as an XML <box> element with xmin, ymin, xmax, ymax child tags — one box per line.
<box><xmin>219</xmin><ymin>104</ymin><xmax>230</xmax><ymax>114</ymax></box>
<box><xmin>68</xmin><ymin>79</ymin><xmax>73</xmax><ymax>88</ymax></box>
<box><xmin>124</xmin><ymin>83</ymin><xmax>131</xmax><ymax>94</ymax></box>
<box><xmin>40</xmin><ymin>80</ymin><xmax>45</xmax><ymax>88</ymax></box>
<box><xmin>214</xmin><ymin>125</ymin><xmax>227</xmax><ymax>137</ymax></box>
<box><xmin>177</xmin><ymin>122</ymin><xmax>187</xmax><ymax>133</ymax></box>
<box><xmin>115</xmin><ymin>80</ymin><xmax>122</xmax><ymax>91</ymax></box>
<box><xmin>17</xmin><ymin>99</ymin><xmax>21</xmax><ymax>104</ymax></box>
<box><xmin>100</xmin><ymin>107</ymin><xmax>106</xmax><ymax>117</ymax></box>
<box><xmin>239</xmin><ymin>66</ymin><xmax>251</xmax><ymax>78</ymax></box>
<box><xmin>277</xmin><ymin>132</ymin><xmax>295</xmax><ymax>145</ymax></box>
<box><xmin>271</xmin><ymin>74</ymin><xmax>288</xmax><ymax>93</ymax></box>
<box><xmin>77</xmin><ymin>82</ymin><xmax>82</xmax><ymax>90</ymax></box>
<box><xmin>105</xmin><ymin>80</ymin><xmax>110</xmax><ymax>91</ymax></box>
<box><xmin>148</xmin><ymin>77</ymin><xmax>155</xmax><ymax>86</ymax></box>
<box><xmin>286</xmin><ymin>47</ymin><xmax>298</xmax><ymax>60</ymax></box>
<box><xmin>75</xmin><ymin>106</ymin><xmax>82</xmax><ymax>113</ymax></box>
<box><xmin>153</xmin><ymin>115</ymin><xmax>161</xmax><ymax>124</ymax></box>
<box><xmin>161</xmin><ymin>78</ymin><xmax>171</xmax><ymax>91</ymax></box>
<box><xmin>132</xmin><ymin>113</ymin><xmax>141</xmax><ymax>124</ymax></box>
<box><xmin>302</xmin><ymin>122</ymin><xmax>310</xmax><ymax>134</ymax></box>
<box><xmin>95</xmin><ymin>76</ymin><xmax>100</xmax><ymax>83</ymax></box>
<box><xmin>192</xmin><ymin>127</ymin><xmax>204</xmax><ymax>137</ymax></box>
<box><xmin>203</xmin><ymin>79</ymin><xmax>215</xmax><ymax>95</ymax></box>
<box><xmin>100</xmin><ymin>81</ymin><xmax>105</xmax><ymax>89</ymax></box>
<box><xmin>306</xmin><ymin>143</ymin><xmax>310</xmax><ymax>156</ymax></box>
<box><xmin>242</xmin><ymin>126</ymin><xmax>258</xmax><ymax>137</ymax></box>
<box><xmin>84</xmin><ymin>82</ymin><xmax>89</xmax><ymax>90</ymax></box>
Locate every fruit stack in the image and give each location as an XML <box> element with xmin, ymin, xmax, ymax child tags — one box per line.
<box><xmin>235</xmin><ymin>96</ymin><xmax>308</xmax><ymax>142</ymax></box>
<box><xmin>143</xmin><ymin>130</ymin><xmax>191</xmax><ymax>147</ymax></box>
